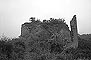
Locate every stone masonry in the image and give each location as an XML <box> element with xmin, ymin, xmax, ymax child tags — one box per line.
<box><xmin>19</xmin><ymin>15</ymin><xmax>78</xmax><ymax>60</ymax></box>
<box><xmin>70</xmin><ymin>15</ymin><xmax>78</xmax><ymax>48</ymax></box>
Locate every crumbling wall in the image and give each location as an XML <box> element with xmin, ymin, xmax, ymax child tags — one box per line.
<box><xmin>20</xmin><ymin>16</ymin><xmax>78</xmax><ymax>60</ymax></box>
<box><xmin>70</xmin><ymin>15</ymin><xmax>78</xmax><ymax>48</ymax></box>
<box><xmin>21</xmin><ymin>24</ymin><xmax>30</xmax><ymax>38</ymax></box>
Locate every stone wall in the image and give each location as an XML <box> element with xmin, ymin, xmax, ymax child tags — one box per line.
<box><xmin>20</xmin><ymin>16</ymin><xmax>79</xmax><ymax>48</ymax></box>
<box><xmin>19</xmin><ymin>16</ymin><xmax>78</xmax><ymax>60</ymax></box>
<box><xmin>70</xmin><ymin>15</ymin><xmax>78</xmax><ymax>48</ymax></box>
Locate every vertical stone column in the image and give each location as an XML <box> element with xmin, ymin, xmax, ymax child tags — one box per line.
<box><xmin>70</xmin><ymin>15</ymin><xmax>78</xmax><ymax>48</ymax></box>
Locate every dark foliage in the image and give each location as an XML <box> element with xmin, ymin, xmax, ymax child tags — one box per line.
<box><xmin>35</xmin><ymin>55</ymin><xmax>47</xmax><ymax>60</ymax></box>
<box><xmin>0</xmin><ymin>37</ymin><xmax>26</xmax><ymax>60</ymax></box>
<box><xmin>12</xmin><ymin>40</ymin><xmax>26</xmax><ymax>60</ymax></box>
<box><xmin>71</xmin><ymin>36</ymin><xmax>91</xmax><ymax>59</ymax></box>
<box><xmin>0</xmin><ymin>40</ymin><xmax>13</xmax><ymax>60</ymax></box>
<box><xmin>50</xmin><ymin>42</ymin><xmax>63</xmax><ymax>54</ymax></box>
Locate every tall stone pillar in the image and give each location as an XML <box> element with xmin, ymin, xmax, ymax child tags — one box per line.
<box><xmin>70</xmin><ymin>15</ymin><xmax>78</xmax><ymax>48</ymax></box>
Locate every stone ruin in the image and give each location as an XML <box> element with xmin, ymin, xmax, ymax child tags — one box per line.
<box><xmin>20</xmin><ymin>15</ymin><xmax>78</xmax><ymax>48</ymax></box>
<box><xmin>1</xmin><ymin>15</ymin><xmax>91</xmax><ymax>60</ymax></box>
<box><xmin>70</xmin><ymin>15</ymin><xmax>78</xmax><ymax>48</ymax></box>
<box><xmin>19</xmin><ymin>15</ymin><xmax>78</xmax><ymax>60</ymax></box>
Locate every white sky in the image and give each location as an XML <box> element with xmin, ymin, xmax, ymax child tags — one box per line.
<box><xmin>0</xmin><ymin>0</ymin><xmax>91</xmax><ymax>38</ymax></box>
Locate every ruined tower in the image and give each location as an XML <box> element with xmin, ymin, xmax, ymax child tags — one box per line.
<box><xmin>70</xmin><ymin>15</ymin><xmax>78</xmax><ymax>48</ymax></box>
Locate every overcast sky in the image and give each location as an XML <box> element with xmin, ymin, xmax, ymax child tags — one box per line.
<box><xmin>0</xmin><ymin>0</ymin><xmax>91</xmax><ymax>38</ymax></box>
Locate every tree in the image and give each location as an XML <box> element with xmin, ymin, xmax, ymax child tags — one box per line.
<box><xmin>29</xmin><ymin>17</ymin><xmax>36</xmax><ymax>22</ymax></box>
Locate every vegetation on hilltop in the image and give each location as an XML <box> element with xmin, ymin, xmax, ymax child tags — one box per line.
<box><xmin>0</xmin><ymin>17</ymin><xmax>91</xmax><ymax>60</ymax></box>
